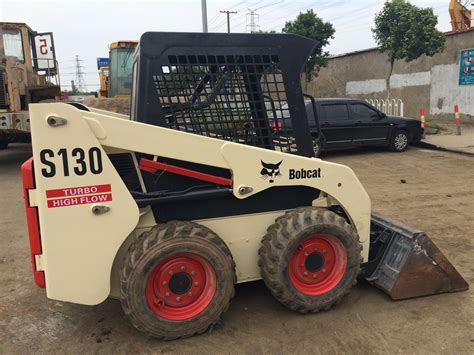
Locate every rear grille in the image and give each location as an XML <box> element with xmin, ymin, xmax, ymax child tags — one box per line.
<box><xmin>0</xmin><ymin>69</ymin><xmax>7</xmax><ymax>107</ymax></box>
<box><xmin>108</xmin><ymin>153</ymin><xmax>142</xmax><ymax>192</ymax></box>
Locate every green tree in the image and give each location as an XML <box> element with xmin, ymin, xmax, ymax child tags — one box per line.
<box><xmin>373</xmin><ymin>0</ymin><xmax>445</xmax><ymax>92</ymax></box>
<box><xmin>282</xmin><ymin>10</ymin><xmax>335</xmax><ymax>82</ymax></box>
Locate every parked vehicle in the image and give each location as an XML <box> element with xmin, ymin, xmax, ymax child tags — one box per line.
<box><xmin>273</xmin><ymin>98</ymin><xmax>423</xmax><ymax>156</ymax></box>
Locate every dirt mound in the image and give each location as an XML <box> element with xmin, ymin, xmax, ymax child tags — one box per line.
<box><xmin>83</xmin><ymin>97</ymin><xmax>131</xmax><ymax>115</ymax></box>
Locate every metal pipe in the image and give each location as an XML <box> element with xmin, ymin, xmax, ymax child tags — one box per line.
<box><xmin>201</xmin><ymin>0</ymin><xmax>208</xmax><ymax>33</ymax></box>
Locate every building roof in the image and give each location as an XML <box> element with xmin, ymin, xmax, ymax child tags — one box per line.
<box><xmin>330</xmin><ymin>26</ymin><xmax>474</xmax><ymax>59</ymax></box>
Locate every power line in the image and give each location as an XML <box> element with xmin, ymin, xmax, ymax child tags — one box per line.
<box><xmin>210</xmin><ymin>0</ymin><xmax>263</xmax><ymax>31</ymax></box>
<box><xmin>220</xmin><ymin>10</ymin><xmax>238</xmax><ymax>33</ymax></box>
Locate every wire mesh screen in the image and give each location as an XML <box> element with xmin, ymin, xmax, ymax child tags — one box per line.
<box><xmin>152</xmin><ymin>54</ymin><xmax>297</xmax><ymax>153</ymax></box>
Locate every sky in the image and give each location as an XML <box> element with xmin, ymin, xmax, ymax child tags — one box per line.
<box><xmin>0</xmin><ymin>0</ymin><xmax>452</xmax><ymax>91</ymax></box>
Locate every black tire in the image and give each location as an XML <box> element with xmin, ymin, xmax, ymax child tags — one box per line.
<box><xmin>0</xmin><ymin>140</ymin><xmax>9</xmax><ymax>150</ymax></box>
<box><xmin>120</xmin><ymin>221</ymin><xmax>236</xmax><ymax>340</ymax></box>
<box><xmin>259</xmin><ymin>207</ymin><xmax>361</xmax><ymax>313</ymax></box>
<box><xmin>389</xmin><ymin>129</ymin><xmax>409</xmax><ymax>152</ymax></box>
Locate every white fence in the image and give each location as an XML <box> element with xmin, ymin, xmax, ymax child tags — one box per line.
<box><xmin>366</xmin><ymin>98</ymin><xmax>404</xmax><ymax>117</ymax></box>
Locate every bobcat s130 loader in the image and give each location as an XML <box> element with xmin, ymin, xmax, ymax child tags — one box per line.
<box><xmin>22</xmin><ymin>32</ymin><xmax>468</xmax><ymax>339</ymax></box>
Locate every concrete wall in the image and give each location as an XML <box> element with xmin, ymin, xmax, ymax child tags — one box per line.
<box><xmin>305</xmin><ymin>28</ymin><xmax>474</xmax><ymax>121</ymax></box>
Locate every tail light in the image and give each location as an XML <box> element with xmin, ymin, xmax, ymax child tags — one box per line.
<box><xmin>269</xmin><ymin>120</ymin><xmax>282</xmax><ymax>132</ymax></box>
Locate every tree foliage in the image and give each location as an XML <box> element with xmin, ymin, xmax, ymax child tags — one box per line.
<box><xmin>282</xmin><ymin>10</ymin><xmax>335</xmax><ymax>82</ymax></box>
<box><xmin>373</xmin><ymin>0</ymin><xmax>445</xmax><ymax>71</ymax></box>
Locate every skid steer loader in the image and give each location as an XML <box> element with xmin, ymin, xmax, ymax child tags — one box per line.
<box><xmin>22</xmin><ymin>32</ymin><xmax>468</xmax><ymax>340</ymax></box>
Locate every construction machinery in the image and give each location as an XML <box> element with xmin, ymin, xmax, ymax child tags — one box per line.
<box><xmin>0</xmin><ymin>22</ymin><xmax>60</xmax><ymax>149</ymax></box>
<box><xmin>96</xmin><ymin>57</ymin><xmax>109</xmax><ymax>98</ymax></box>
<box><xmin>105</xmin><ymin>40</ymin><xmax>137</xmax><ymax>99</ymax></box>
<box><xmin>22</xmin><ymin>32</ymin><xmax>468</xmax><ymax>340</ymax></box>
<box><xmin>449</xmin><ymin>0</ymin><xmax>472</xmax><ymax>31</ymax></box>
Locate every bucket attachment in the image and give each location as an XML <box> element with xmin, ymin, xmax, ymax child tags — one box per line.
<box><xmin>362</xmin><ymin>213</ymin><xmax>468</xmax><ymax>300</ymax></box>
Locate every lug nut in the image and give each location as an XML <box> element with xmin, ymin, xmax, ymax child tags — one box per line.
<box><xmin>191</xmin><ymin>271</ymin><xmax>196</xmax><ymax>276</ymax></box>
<box><xmin>304</xmin><ymin>252</ymin><xmax>308</xmax><ymax>257</ymax></box>
<box><xmin>301</xmin><ymin>263</ymin><xmax>304</xmax><ymax>267</ymax></box>
<box><xmin>322</xmin><ymin>268</ymin><xmax>326</xmax><ymax>273</ymax></box>
<box><xmin>176</xmin><ymin>296</ymin><xmax>181</xmax><ymax>302</ymax></box>
<box><xmin>304</xmin><ymin>271</ymin><xmax>308</xmax><ymax>276</ymax></box>
<box><xmin>188</xmin><ymin>292</ymin><xmax>193</xmax><ymax>297</ymax></box>
<box><xmin>165</xmin><ymin>292</ymin><xmax>170</xmax><ymax>297</ymax></box>
<box><xmin>168</xmin><ymin>271</ymin><xmax>173</xmax><ymax>275</ymax></box>
<box><xmin>181</xmin><ymin>266</ymin><xmax>186</xmax><ymax>271</ymax></box>
<box><xmin>194</xmin><ymin>281</ymin><xmax>199</xmax><ymax>287</ymax></box>
<box><xmin>312</xmin><ymin>274</ymin><xmax>317</xmax><ymax>279</ymax></box>
<box><xmin>162</xmin><ymin>281</ymin><xmax>167</xmax><ymax>285</ymax></box>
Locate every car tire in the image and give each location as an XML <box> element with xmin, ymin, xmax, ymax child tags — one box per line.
<box><xmin>389</xmin><ymin>130</ymin><xmax>409</xmax><ymax>152</ymax></box>
<box><xmin>0</xmin><ymin>140</ymin><xmax>9</xmax><ymax>150</ymax></box>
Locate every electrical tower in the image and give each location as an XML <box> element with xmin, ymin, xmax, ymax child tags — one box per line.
<box><xmin>246</xmin><ymin>8</ymin><xmax>260</xmax><ymax>33</ymax></box>
<box><xmin>220</xmin><ymin>10</ymin><xmax>237</xmax><ymax>33</ymax></box>
<box><xmin>74</xmin><ymin>55</ymin><xmax>86</xmax><ymax>92</ymax></box>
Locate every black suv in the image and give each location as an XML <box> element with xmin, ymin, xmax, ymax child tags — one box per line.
<box><xmin>274</xmin><ymin>98</ymin><xmax>423</xmax><ymax>156</ymax></box>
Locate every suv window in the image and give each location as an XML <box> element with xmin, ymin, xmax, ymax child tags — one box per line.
<box><xmin>350</xmin><ymin>103</ymin><xmax>379</xmax><ymax>120</ymax></box>
<box><xmin>322</xmin><ymin>104</ymin><xmax>348</xmax><ymax>121</ymax></box>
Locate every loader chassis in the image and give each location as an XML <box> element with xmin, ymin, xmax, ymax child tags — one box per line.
<box><xmin>27</xmin><ymin>102</ymin><xmax>371</xmax><ymax>304</ymax></box>
<box><xmin>23</xmin><ymin>32</ymin><xmax>467</xmax><ymax>339</ymax></box>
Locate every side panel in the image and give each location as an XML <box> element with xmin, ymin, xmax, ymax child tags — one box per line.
<box><xmin>29</xmin><ymin>104</ymin><xmax>139</xmax><ymax>305</ymax></box>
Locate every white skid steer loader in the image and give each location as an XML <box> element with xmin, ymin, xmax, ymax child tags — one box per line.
<box><xmin>22</xmin><ymin>32</ymin><xmax>468</xmax><ymax>339</ymax></box>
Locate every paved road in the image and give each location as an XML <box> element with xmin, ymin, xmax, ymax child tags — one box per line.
<box><xmin>1</xmin><ymin>144</ymin><xmax>473</xmax><ymax>353</ymax></box>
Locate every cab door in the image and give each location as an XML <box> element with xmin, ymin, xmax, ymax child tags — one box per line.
<box><xmin>319</xmin><ymin>103</ymin><xmax>354</xmax><ymax>148</ymax></box>
<box><xmin>349</xmin><ymin>103</ymin><xmax>391</xmax><ymax>145</ymax></box>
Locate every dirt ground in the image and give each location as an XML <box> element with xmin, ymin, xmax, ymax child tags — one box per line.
<box><xmin>0</xmin><ymin>144</ymin><xmax>473</xmax><ymax>354</ymax></box>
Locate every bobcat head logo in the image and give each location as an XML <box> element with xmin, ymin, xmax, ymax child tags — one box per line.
<box><xmin>260</xmin><ymin>160</ymin><xmax>283</xmax><ymax>183</ymax></box>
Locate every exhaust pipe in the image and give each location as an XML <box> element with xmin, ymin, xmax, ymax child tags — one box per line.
<box><xmin>361</xmin><ymin>213</ymin><xmax>468</xmax><ymax>300</ymax></box>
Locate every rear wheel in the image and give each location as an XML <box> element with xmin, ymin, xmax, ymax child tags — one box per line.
<box><xmin>259</xmin><ymin>207</ymin><xmax>361</xmax><ymax>313</ymax></box>
<box><xmin>389</xmin><ymin>130</ymin><xmax>409</xmax><ymax>152</ymax></box>
<box><xmin>120</xmin><ymin>221</ymin><xmax>235</xmax><ymax>340</ymax></box>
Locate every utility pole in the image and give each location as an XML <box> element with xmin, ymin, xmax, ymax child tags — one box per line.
<box><xmin>220</xmin><ymin>10</ymin><xmax>237</xmax><ymax>33</ymax></box>
<box><xmin>74</xmin><ymin>55</ymin><xmax>86</xmax><ymax>92</ymax></box>
<box><xmin>246</xmin><ymin>8</ymin><xmax>260</xmax><ymax>33</ymax></box>
<box><xmin>201</xmin><ymin>0</ymin><xmax>208</xmax><ymax>33</ymax></box>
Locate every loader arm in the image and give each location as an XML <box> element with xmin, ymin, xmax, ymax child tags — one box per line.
<box><xmin>27</xmin><ymin>102</ymin><xmax>371</xmax><ymax>305</ymax></box>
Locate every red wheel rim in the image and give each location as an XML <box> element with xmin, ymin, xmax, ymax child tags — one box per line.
<box><xmin>288</xmin><ymin>234</ymin><xmax>347</xmax><ymax>296</ymax></box>
<box><xmin>146</xmin><ymin>253</ymin><xmax>216</xmax><ymax>320</ymax></box>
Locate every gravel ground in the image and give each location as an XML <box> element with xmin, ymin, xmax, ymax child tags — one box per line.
<box><xmin>0</xmin><ymin>144</ymin><xmax>473</xmax><ymax>354</ymax></box>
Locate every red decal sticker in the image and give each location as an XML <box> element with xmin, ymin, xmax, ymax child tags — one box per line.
<box><xmin>47</xmin><ymin>193</ymin><xmax>112</xmax><ymax>208</ymax></box>
<box><xmin>46</xmin><ymin>184</ymin><xmax>111</xmax><ymax>198</ymax></box>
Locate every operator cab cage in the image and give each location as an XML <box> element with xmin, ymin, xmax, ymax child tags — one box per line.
<box><xmin>131</xmin><ymin>32</ymin><xmax>319</xmax><ymax>158</ymax></box>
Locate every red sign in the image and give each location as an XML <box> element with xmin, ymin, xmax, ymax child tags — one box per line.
<box><xmin>46</xmin><ymin>184</ymin><xmax>112</xmax><ymax>208</ymax></box>
<box><xmin>46</xmin><ymin>184</ymin><xmax>111</xmax><ymax>198</ymax></box>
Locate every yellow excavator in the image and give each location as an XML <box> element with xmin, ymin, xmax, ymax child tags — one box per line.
<box><xmin>449</xmin><ymin>0</ymin><xmax>472</xmax><ymax>31</ymax></box>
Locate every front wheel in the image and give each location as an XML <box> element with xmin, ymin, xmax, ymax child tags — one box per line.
<box><xmin>389</xmin><ymin>130</ymin><xmax>409</xmax><ymax>152</ymax></box>
<box><xmin>120</xmin><ymin>221</ymin><xmax>236</xmax><ymax>340</ymax></box>
<box><xmin>259</xmin><ymin>207</ymin><xmax>361</xmax><ymax>313</ymax></box>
